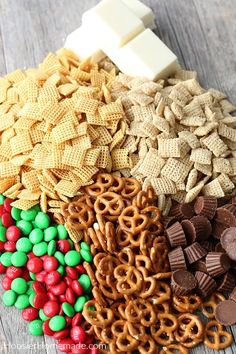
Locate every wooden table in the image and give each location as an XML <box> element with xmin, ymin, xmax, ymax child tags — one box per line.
<box><xmin>0</xmin><ymin>0</ymin><xmax>236</xmax><ymax>353</ymax></box>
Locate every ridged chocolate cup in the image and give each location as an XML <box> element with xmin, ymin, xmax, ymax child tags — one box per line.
<box><xmin>181</xmin><ymin>216</ymin><xmax>212</xmax><ymax>244</ymax></box>
<box><xmin>215</xmin><ymin>300</ymin><xmax>236</xmax><ymax>326</ymax></box>
<box><xmin>217</xmin><ymin>197</ymin><xmax>230</xmax><ymax>207</ymax></box>
<box><xmin>168</xmin><ymin>246</ymin><xmax>187</xmax><ymax>271</ymax></box>
<box><xmin>217</xmin><ymin>271</ymin><xmax>236</xmax><ymax>293</ymax></box>
<box><xmin>229</xmin><ymin>287</ymin><xmax>236</xmax><ymax>302</ymax></box>
<box><xmin>170</xmin><ymin>203</ymin><xmax>194</xmax><ymax>221</ymax></box>
<box><xmin>200</xmin><ymin>241</ymin><xmax>216</xmax><ymax>252</ymax></box>
<box><xmin>215</xmin><ymin>205</ymin><xmax>236</xmax><ymax>227</ymax></box>
<box><xmin>215</xmin><ymin>242</ymin><xmax>225</xmax><ymax>253</ymax></box>
<box><xmin>171</xmin><ymin>270</ymin><xmax>197</xmax><ymax>296</ymax></box>
<box><xmin>206</xmin><ymin>252</ymin><xmax>231</xmax><ymax>277</ymax></box>
<box><xmin>194</xmin><ymin>196</ymin><xmax>217</xmax><ymax>220</ymax></box>
<box><xmin>221</xmin><ymin>227</ymin><xmax>236</xmax><ymax>261</ymax></box>
<box><xmin>162</xmin><ymin>216</ymin><xmax>177</xmax><ymax>229</ymax></box>
<box><xmin>212</xmin><ymin>221</ymin><xmax>228</xmax><ymax>240</ymax></box>
<box><xmin>195</xmin><ymin>271</ymin><xmax>217</xmax><ymax>297</ymax></box>
<box><xmin>166</xmin><ymin>222</ymin><xmax>187</xmax><ymax>248</ymax></box>
<box><xmin>184</xmin><ymin>242</ymin><xmax>207</xmax><ymax>264</ymax></box>
<box><xmin>191</xmin><ymin>258</ymin><xmax>208</xmax><ymax>274</ymax></box>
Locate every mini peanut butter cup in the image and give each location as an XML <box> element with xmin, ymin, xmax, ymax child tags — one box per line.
<box><xmin>162</xmin><ymin>216</ymin><xmax>177</xmax><ymax>229</ymax></box>
<box><xmin>168</xmin><ymin>246</ymin><xmax>187</xmax><ymax>271</ymax></box>
<box><xmin>166</xmin><ymin>222</ymin><xmax>187</xmax><ymax>248</ymax></box>
<box><xmin>229</xmin><ymin>287</ymin><xmax>236</xmax><ymax>302</ymax></box>
<box><xmin>215</xmin><ymin>205</ymin><xmax>236</xmax><ymax>227</ymax></box>
<box><xmin>181</xmin><ymin>216</ymin><xmax>212</xmax><ymax>244</ymax></box>
<box><xmin>206</xmin><ymin>252</ymin><xmax>231</xmax><ymax>277</ymax></box>
<box><xmin>200</xmin><ymin>240</ymin><xmax>216</xmax><ymax>252</ymax></box>
<box><xmin>170</xmin><ymin>203</ymin><xmax>194</xmax><ymax>221</ymax></box>
<box><xmin>195</xmin><ymin>271</ymin><xmax>217</xmax><ymax>297</ymax></box>
<box><xmin>217</xmin><ymin>271</ymin><xmax>236</xmax><ymax>293</ymax></box>
<box><xmin>221</xmin><ymin>227</ymin><xmax>236</xmax><ymax>261</ymax></box>
<box><xmin>191</xmin><ymin>258</ymin><xmax>208</xmax><ymax>274</ymax></box>
<box><xmin>215</xmin><ymin>299</ymin><xmax>236</xmax><ymax>326</ymax></box>
<box><xmin>215</xmin><ymin>242</ymin><xmax>225</xmax><ymax>253</ymax></box>
<box><xmin>231</xmin><ymin>197</ymin><xmax>236</xmax><ymax>205</ymax></box>
<box><xmin>212</xmin><ymin>221</ymin><xmax>228</xmax><ymax>240</ymax></box>
<box><xmin>171</xmin><ymin>270</ymin><xmax>197</xmax><ymax>296</ymax></box>
<box><xmin>194</xmin><ymin>196</ymin><xmax>217</xmax><ymax>220</ymax></box>
<box><xmin>184</xmin><ymin>242</ymin><xmax>207</xmax><ymax>264</ymax></box>
<box><xmin>217</xmin><ymin>197</ymin><xmax>229</xmax><ymax>207</ymax></box>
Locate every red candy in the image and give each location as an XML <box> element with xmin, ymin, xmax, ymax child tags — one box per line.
<box><xmin>70</xmin><ymin>326</ymin><xmax>86</xmax><ymax>344</ymax></box>
<box><xmin>57</xmin><ymin>338</ymin><xmax>74</xmax><ymax>352</ymax></box>
<box><xmin>4</xmin><ymin>241</ymin><xmax>16</xmax><ymax>252</ymax></box>
<box><xmin>43</xmin><ymin>301</ymin><xmax>60</xmax><ymax>317</ymax></box>
<box><xmin>71</xmin><ymin>280</ymin><xmax>83</xmax><ymax>296</ymax></box>
<box><xmin>53</xmin><ymin>329</ymin><xmax>69</xmax><ymax>340</ymax></box>
<box><xmin>21</xmin><ymin>268</ymin><xmax>31</xmax><ymax>281</ymax></box>
<box><xmin>27</xmin><ymin>251</ymin><xmax>36</xmax><ymax>259</ymax></box>
<box><xmin>43</xmin><ymin>320</ymin><xmax>55</xmax><ymax>336</ymax></box>
<box><xmin>0</xmin><ymin>205</ymin><xmax>6</xmax><ymax>216</ymax></box>
<box><xmin>6</xmin><ymin>266</ymin><xmax>23</xmax><ymax>279</ymax></box>
<box><xmin>22</xmin><ymin>307</ymin><xmax>39</xmax><ymax>321</ymax></box>
<box><xmin>2</xmin><ymin>213</ymin><xmax>14</xmax><ymax>228</ymax></box>
<box><xmin>27</xmin><ymin>258</ymin><xmax>43</xmax><ymax>273</ymax></box>
<box><xmin>2</xmin><ymin>276</ymin><xmax>12</xmax><ymax>290</ymax></box>
<box><xmin>59</xmin><ymin>294</ymin><xmax>66</xmax><ymax>303</ymax></box>
<box><xmin>66</xmin><ymin>266</ymin><xmax>78</xmax><ymax>280</ymax></box>
<box><xmin>65</xmin><ymin>288</ymin><xmax>76</xmax><ymax>305</ymax></box>
<box><xmin>45</xmin><ymin>271</ymin><xmax>61</xmax><ymax>286</ymax></box>
<box><xmin>48</xmin><ymin>293</ymin><xmax>58</xmax><ymax>302</ymax></box>
<box><xmin>75</xmin><ymin>265</ymin><xmax>86</xmax><ymax>274</ymax></box>
<box><xmin>32</xmin><ymin>281</ymin><xmax>46</xmax><ymax>294</ymax></box>
<box><xmin>0</xmin><ymin>241</ymin><xmax>5</xmax><ymax>251</ymax></box>
<box><xmin>34</xmin><ymin>293</ymin><xmax>49</xmax><ymax>309</ymax></box>
<box><xmin>4</xmin><ymin>198</ymin><xmax>12</xmax><ymax>213</ymax></box>
<box><xmin>43</xmin><ymin>256</ymin><xmax>58</xmax><ymax>272</ymax></box>
<box><xmin>0</xmin><ymin>263</ymin><xmax>6</xmax><ymax>274</ymax></box>
<box><xmin>50</xmin><ymin>281</ymin><xmax>67</xmax><ymax>296</ymax></box>
<box><xmin>57</xmin><ymin>240</ymin><xmax>71</xmax><ymax>254</ymax></box>
<box><xmin>35</xmin><ymin>270</ymin><xmax>47</xmax><ymax>282</ymax></box>
<box><xmin>6</xmin><ymin>226</ymin><xmax>21</xmax><ymax>242</ymax></box>
<box><xmin>72</xmin><ymin>313</ymin><xmax>82</xmax><ymax>327</ymax></box>
<box><xmin>64</xmin><ymin>276</ymin><xmax>73</xmax><ymax>288</ymax></box>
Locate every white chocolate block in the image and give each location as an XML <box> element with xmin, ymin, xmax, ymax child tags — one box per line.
<box><xmin>64</xmin><ymin>26</ymin><xmax>105</xmax><ymax>63</ymax></box>
<box><xmin>121</xmin><ymin>0</ymin><xmax>156</xmax><ymax>29</ymax></box>
<box><xmin>103</xmin><ymin>29</ymin><xmax>178</xmax><ymax>80</ymax></box>
<box><xmin>82</xmin><ymin>0</ymin><xmax>145</xmax><ymax>48</ymax></box>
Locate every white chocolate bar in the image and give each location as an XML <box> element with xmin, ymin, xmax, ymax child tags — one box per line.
<box><xmin>121</xmin><ymin>0</ymin><xmax>155</xmax><ymax>29</ymax></box>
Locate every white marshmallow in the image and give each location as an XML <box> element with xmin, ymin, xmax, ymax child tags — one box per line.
<box><xmin>121</xmin><ymin>0</ymin><xmax>155</xmax><ymax>29</ymax></box>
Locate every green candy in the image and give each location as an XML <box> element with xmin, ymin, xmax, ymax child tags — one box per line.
<box><xmin>64</xmin><ymin>250</ymin><xmax>81</xmax><ymax>267</ymax></box>
<box><xmin>15</xmin><ymin>294</ymin><xmax>30</xmax><ymax>309</ymax></box>
<box><xmin>57</xmin><ymin>265</ymin><xmax>65</xmax><ymax>276</ymax></box>
<box><xmin>0</xmin><ymin>194</ymin><xmax>5</xmax><ymax>204</ymax></box>
<box><xmin>54</xmin><ymin>251</ymin><xmax>65</xmax><ymax>265</ymax></box>
<box><xmin>1</xmin><ymin>252</ymin><xmax>13</xmax><ymax>267</ymax></box>
<box><xmin>29</xmin><ymin>228</ymin><xmax>44</xmax><ymax>245</ymax></box>
<box><xmin>32</xmin><ymin>242</ymin><xmax>48</xmax><ymax>256</ymax></box>
<box><xmin>17</xmin><ymin>220</ymin><xmax>33</xmax><ymax>236</ymax></box>
<box><xmin>0</xmin><ymin>226</ymin><xmax>6</xmax><ymax>242</ymax></box>
<box><xmin>26</xmin><ymin>281</ymin><xmax>34</xmax><ymax>295</ymax></box>
<box><xmin>49</xmin><ymin>315</ymin><xmax>66</xmax><ymax>331</ymax></box>
<box><xmin>32</xmin><ymin>205</ymin><xmax>41</xmax><ymax>212</ymax></box>
<box><xmin>11</xmin><ymin>277</ymin><xmax>28</xmax><ymax>294</ymax></box>
<box><xmin>80</xmin><ymin>242</ymin><xmax>90</xmax><ymax>251</ymax></box>
<box><xmin>47</xmin><ymin>240</ymin><xmax>56</xmax><ymax>256</ymax></box>
<box><xmin>78</xmin><ymin>274</ymin><xmax>91</xmax><ymax>292</ymax></box>
<box><xmin>74</xmin><ymin>296</ymin><xmax>87</xmax><ymax>312</ymax></box>
<box><xmin>0</xmin><ymin>218</ymin><xmax>2</xmax><ymax>226</ymax></box>
<box><xmin>20</xmin><ymin>209</ymin><xmax>37</xmax><ymax>221</ymax></box>
<box><xmin>44</xmin><ymin>226</ymin><xmax>57</xmax><ymax>242</ymax></box>
<box><xmin>80</xmin><ymin>249</ymin><xmax>92</xmax><ymax>263</ymax></box>
<box><xmin>11</xmin><ymin>251</ymin><xmax>27</xmax><ymax>267</ymax></box>
<box><xmin>34</xmin><ymin>212</ymin><xmax>50</xmax><ymax>229</ymax></box>
<box><xmin>29</xmin><ymin>319</ymin><xmax>43</xmax><ymax>336</ymax></box>
<box><xmin>11</xmin><ymin>207</ymin><xmax>21</xmax><ymax>221</ymax></box>
<box><xmin>39</xmin><ymin>309</ymin><xmax>49</xmax><ymax>321</ymax></box>
<box><xmin>57</xmin><ymin>224</ymin><xmax>68</xmax><ymax>239</ymax></box>
<box><xmin>29</xmin><ymin>272</ymin><xmax>36</xmax><ymax>280</ymax></box>
<box><xmin>16</xmin><ymin>237</ymin><xmax>32</xmax><ymax>253</ymax></box>
<box><xmin>3</xmin><ymin>290</ymin><xmax>17</xmax><ymax>306</ymax></box>
<box><xmin>29</xmin><ymin>293</ymin><xmax>35</xmax><ymax>307</ymax></box>
<box><xmin>62</xmin><ymin>302</ymin><xmax>75</xmax><ymax>317</ymax></box>
<box><xmin>68</xmin><ymin>239</ymin><xmax>73</xmax><ymax>249</ymax></box>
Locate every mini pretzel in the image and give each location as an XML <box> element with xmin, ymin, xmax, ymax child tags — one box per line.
<box><xmin>151</xmin><ymin>301</ymin><xmax>170</xmax><ymax>315</ymax></box>
<box><xmin>201</xmin><ymin>292</ymin><xmax>226</xmax><ymax>319</ymax></box>
<box><xmin>139</xmin><ymin>337</ymin><xmax>157</xmax><ymax>354</ymax></box>
<box><xmin>132</xmin><ymin>190</ymin><xmax>150</xmax><ymax>209</ymax></box>
<box><xmin>204</xmin><ymin>320</ymin><xmax>233</xmax><ymax>350</ymax></box>
<box><xmin>82</xmin><ymin>300</ymin><xmax>114</xmax><ymax>328</ymax></box>
<box><xmin>159</xmin><ymin>344</ymin><xmax>189</xmax><ymax>354</ymax></box>
<box><xmin>109</xmin><ymin>176</ymin><xmax>125</xmax><ymax>193</ymax></box>
<box><xmin>105</xmin><ymin>221</ymin><xmax>117</xmax><ymax>253</ymax></box>
<box><xmin>121</xmin><ymin>178</ymin><xmax>141</xmax><ymax>199</ymax></box>
<box><xmin>135</xmin><ymin>255</ymin><xmax>153</xmax><ymax>271</ymax></box>
<box><xmin>111</xmin><ymin>320</ymin><xmax>126</xmax><ymax>337</ymax></box>
<box><xmin>146</xmin><ymin>219</ymin><xmax>163</xmax><ymax>236</ymax></box>
<box><xmin>98</xmin><ymin>255</ymin><xmax>119</xmax><ymax>276</ymax></box>
<box><xmin>114</xmin><ymin>265</ymin><xmax>143</xmax><ymax>295</ymax></box>
<box><xmin>126</xmin><ymin>322</ymin><xmax>147</xmax><ymax>341</ymax></box>
<box><xmin>118</xmin><ymin>206</ymin><xmax>149</xmax><ymax>235</ymax></box>
<box><xmin>118</xmin><ymin>303</ymin><xmax>127</xmax><ymax>320</ymax></box>
<box><xmin>130</xmin><ymin>299</ymin><xmax>156</xmax><ymax>327</ymax></box>
<box><xmin>140</xmin><ymin>231</ymin><xmax>154</xmax><ymax>256</ymax></box>
<box><xmin>66</xmin><ymin>201</ymin><xmax>95</xmax><ymax>230</ymax></box>
<box><xmin>142</xmin><ymin>206</ymin><xmax>161</xmax><ymax>222</ymax></box>
<box><xmin>116</xmin><ymin>332</ymin><xmax>139</xmax><ymax>352</ymax></box>
<box><xmin>138</xmin><ymin>270</ymin><xmax>157</xmax><ymax>299</ymax></box>
<box><xmin>53</xmin><ymin>212</ymin><xmax>64</xmax><ymax>224</ymax></box>
<box><xmin>150</xmin><ymin>243</ymin><xmax>169</xmax><ymax>273</ymax></box>
<box><xmin>92</xmin><ymin>286</ymin><xmax>107</xmax><ymax>306</ymax></box>
<box><xmin>93</xmin><ymin>252</ymin><xmax>107</xmax><ymax>268</ymax></box>
<box><xmin>87</xmin><ymin>227</ymin><xmax>102</xmax><ymax>250</ymax></box>
<box><xmin>100</xmin><ymin>280</ymin><xmax>122</xmax><ymax>301</ymax></box>
<box><xmin>173</xmin><ymin>294</ymin><xmax>202</xmax><ymax>313</ymax></box>
<box><xmin>151</xmin><ymin>313</ymin><xmax>178</xmax><ymax>346</ymax></box>
<box><xmin>83</xmin><ymin>261</ymin><xmax>97</xmax><ymax>287</ymax></box>
<box><xmin>118</xmin><ymin>247</ymin><xmax>135</xmax><ymax>265</ymax></box>
<box><xmin>116</xmin><ymin>227</ymin><xmax>132</xmax><ymax>248</ymax></box>
<box><xmin>152</xmin><ymin>281</ymin><xmax>171</xmax><ymax>305</ymax></box>
<box><xmin>85</xmin><ymin>173</ymin><xmax>114</xmax><ymax>197</ymax></box>
<box><xmin>96</xmin><ymin>213</ymin><xmax>106</xmax><ymax>234</ymax></box>
<box><xmin>175</xmin><ymin>313</ymin><xmax>204</xmax><ymax>348</ymax></box>
<box><xmin>94</xmin><ymin>192</ymin><xmax>125</xmax><ymax>218</ymax></box>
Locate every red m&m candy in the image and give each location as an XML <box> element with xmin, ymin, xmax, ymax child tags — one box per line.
<box><xmin>22</xmin><ymin>307</ymin><xmax>39</xmax><ymax>321</ymax></box>
<box><xmin>6</xmin><ymin>226</ymin><xmax>21</xmax><ymax>242</ymax></box>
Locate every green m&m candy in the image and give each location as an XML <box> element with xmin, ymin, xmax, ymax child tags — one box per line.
<box><xmin>57</xmin><ymin>224</ymin><xmax>67</xmax><ymax>239</ymax></box>
<box><xmin>47</xmin><ymin>240</ymin><xmax>56</xmax><ymax>256</ymax></box>
<box><xmin>0</xmin><ymin>194</ymin><xmax>5</xmax><ymax>204</ymax></box>
<box><xmin>3</xmin><ymin>290</ymin><xmax>17</xmax><ymax>306</ymax></box>
<box><xmin>74</xmin><ymin>296</ymin><xmax>87</xmax><ymax>312</ymax></box>
<box><xmin>11</xmin><ymin>251</ymin><xmax>27</xmax><ymax>267</ymax></box>
<box><xmin>62</xmin><ymin>302</ymin><xmax>75</xmax><ymax>317</ymax></box>
<box><xmin>0</xmin><ymin>252</ymin><xmax>13</xmax><ymax>267</ymax></box>
<box><xmin>17</xmin><ymin>220</ymin><xmax>33</xmax><ymax>236</ymax></box>
<box><xmin>57</xmin><ymin>265</ymin><xmax>65</xmax><ymax>276</ymax></box>
<box><xmin>54</xmin><ymin>251</ymin><xmax>65</xmax><ymax>266</ymax></box>
<box><xmin>29</xmin><ymin>319</ymin><xmax>43</xmax><ymax>336</ymax></box>
<box><xmin>44</xmin><ymin>226</ymin><xmax>57</xmax><ymax>242</ymax></box>
<box><xmin>0</xmin><ymin>226</ymin><xmax>6</xmax><ymax>242</ymax></box>
<box><xmin>39</xmin><ymin>309</ymin><xmax>49</xmax><ymax>321</ymax></box>
<box><xmin>11</xmin><ymin>277</ymin><xmax>28</xmax><ymax>294</ymax></box>
<box><xmin>78</xmin><ymin>274</ymin><xmax>91</xmax><ymax>292</ymax></box>
<box><xmin>80</xmin><ymin>242</ymin><xmax>90</xmax><ymax>251</ymax></box>
<box><xmin>11</xmin><ymin>207</ymin><xmax>21</xmax><ymax>221</ymax></box>
<box><xmin>15</xmin><ymin>294</ymin><xmax>30</xmax><ymax>309</ymax></box>
<box><xmin>29</xmin><ymin>228</ymin><xmax>44</xmax><ymax>245</ymax></box>
<box><xmin>20</xmin><ymin>209</ymin><xmax>37</xmax><ymax>222</ymax></box>
<box><xmin>29</xmin><ymin>272</ymin><xmax>36</xmax><ymax>280</ymax></box>
<box><xmin>64</xmin><ymin>250</ymin><xmax>81</xmax><ymax>267</ymax></box>
<box><xmin>29</xmin><ymin>293</ymin><xmax>36</xmax><ymax>307</ymax></box>
<box><xmin>35</xmin><ymin>212</ymin><xmax>50</xmax><ymax>229</ymax></box>
<box><xmin>49</xmin><ymin>315</ymin><xmax>66</xmax><ymax>331</ymax></box>
<box><xmin>32</xmin><ymin>242</ymin><xmax>47</xmax><ymax>256</ymax></box>
<box><xmin>80</xmin><ymin>249</ymin><xmax>92</xmax><ymax>263</ymax></box>
<box><xmin>16</xmin><ymin>237</ymin><xmax>32</xmax><ymax>253</ymax></box>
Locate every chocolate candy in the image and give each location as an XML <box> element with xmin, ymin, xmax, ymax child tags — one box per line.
<box><xmin>217</xmin><ymin>272</ymin><xmax>236</xmax><ymax>293</ymax></box>
<box><xmin>168</xmin><ymin>246</ymin><xmax>186</xmax><ymax>271</ymax></box>
<box><xmin>206</xmin><ymin>252</ymin><xmax>231</xmax><ymax>277</ymax></box>
<box><xmin>181</xmin><ymin>216</ymin><xmax>212</xmax><ymax>244</ymax></box>
<box><xmin>215</xmin><ymin>205</ymin><xmax>236</xmax><ymax>227</ymax></box>
<box><xmin>195</xmin><ymin>271</ymin><xmax>217</xmax><ymax>297</ymax></box>
<box><xmin>170</xmin><ymin>203</ymin><xmax>194</xmax><ymax>220</ymax></box>
<box><xmin>194</xmin><ymin>196</ymin><xmax>217</xmax><ymax>220</ymax></box>
<box><xmin>171</xmin><ymin>270</ymin><xmax>197</xmax><ymax>296</ymax></box>
<box><xmin>215</xmin><ymin>299</ymin><xmax>236</xmax><ymax>326</ymax></box>
<box><xmin>166</xmin><ymin>222</ymin><xmax>187</xmax><ymax>248</ymax></box>
<box><xmin>221</xmin><ymin>227</ymin><xmax>236</xmax><ymax>261</ymax></box>
<box><xmin>229</xmin><ymin>287</ymin><xmax>236</xmax><ymax>302</ymax></box>
<box><xmin>191</xmin><ymin>259</ymin><xmax>208</xmax><ymax>274</ymax></box>
<box><xmin>161</xmin><ymin>216</ymin><xmax>177</xmax><ymax>229</ymax></box>
<box><xmin>184</xmin><ymin>242</ymin><xmax>207</xmax><ymax>264</ymax></box>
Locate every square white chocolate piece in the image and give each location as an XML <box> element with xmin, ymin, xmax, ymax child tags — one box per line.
<box><xmin>104</xmin><ymin>29</ymin><xmax>178</xmax><ymax>80</ymax></box>
<box><xmin>64</xmin><ymin>26</ymin><xmax>105</xmax><ymax>63</ymax></box>
<box><xmin>121</xmin><ymin>0</ymin><xmax>155</xmax><ymax>29</ymax></box>
<box><xmin>82</xmin><ymin>0</ymin><xmax>145</xmax><ymax>48</ymax></box>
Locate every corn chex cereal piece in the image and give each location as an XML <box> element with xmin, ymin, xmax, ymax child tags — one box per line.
<box><xmin>151</xmin><ymin>176</ymin><xmax>176</xmax><ymax>195</ymax></box>
<box><xmin>62</xmin><ymin>146</ymin><xmax>86</xmax><ymax>167</ymax></box>
<box><xmin>41</xmin><ymin>101</ymin><xmax>65</xmax><ymax>125</ymax></box>
<box><xmin>51</xmin><ymin>122</ymin><xmax>78</xmax><ymax>144</ymax></box>
<box><xmin>190</xmin><ymin>148</ymin><xmax>212</xmax><ymax>165</ymax></box>
<box><xmin>140</xmin><ymin>121</ymin><xmax>159</xmax><ymax>139</ymax></box>
<box><xmin>0</xmin><ymin>177</ymin><xmax>16</xmax><ymax>193</ymax></box>
<box><xmin>137</xmin><ymin>148</ymin><xmax>165</xmax><ymax>177</ymax></box>
<box><xmin>178</xmin><ymin>131</ymin><xmax>200</xmax><ymax>149</ymax></box>
<box><xmin>75</xmin><ymin>96</ymin><xmax>99</xmax><ymax>115</ymax></box>
<box><xmin>186</xmin><ymin>168</ymin><xmax>198</xmax><ymax>192</ymax></box>
<box><xmin>194</xmin><ymin>122</ymin><xmax>218</xmax><ymax>137</ymax></box>
<box><xmin>202</xmin><ymin>178</ymin><xmax>225</xmax><ymax>198</ymax></box>
<box><xmin>218</xmin><ymin>123</ymin><xmax>236</xmax><ymax>142</ymax></box>
<box><xmin>0</xmin><ymin>162</ymin><xmax>20</xmax><ymax>178</ymax></box>
<box><xmin>202</xmin><ymin>132</ymin><xmax>228</xmax><ymax>157</ymax></box>
<box><xmin>10</xmin><ymin>133</ymin><xmax>33</xmax><ymax>156</ymax></box>
<box><xmin>217</xmin><ymin>173</ymin><xmax>234</xmax><ymax>192</ymax></box>
<box><xmin>158</xmin><ymin>138</ymin><xmax>181</xmax><ymax>158</ymax></box>
<box><xmin>161</xmin><ymin>158</ymin><xmax>191</xmax><ymax>183</ymax></box>
<box><xmin>55</xmin><ymin>180</ymin><xmax>79</xmax><ymax>198</ymax></box>
<box><xmin>194</xmin><ymin>162</ymin><xmax>212</xmax><ymax>176</ymax></box>
<box><xmin>153</xmin><ymin>115</ymin><xmax>170</xmax><ymax>134</ymax></box>
<box><xmin>111</xmin><ymin>149</ymin><xmax>130</xmax><ymax>170</ymax></box>
<box><xmin>213</xmin><ymin>158</ymin><xmax>232</xmax><ymax>174</ymax></box>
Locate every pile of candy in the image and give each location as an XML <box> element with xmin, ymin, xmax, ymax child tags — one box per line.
<box><xmin>0</xmin><ymin>194</ymin><xmax>98</xmax><ymax>354</ymax></box>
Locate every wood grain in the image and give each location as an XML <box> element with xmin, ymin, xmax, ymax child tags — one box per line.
<box><xmin>0</xmin><ymin>0</ymin><xmax>236</xmax><ymax>353</ymax></box>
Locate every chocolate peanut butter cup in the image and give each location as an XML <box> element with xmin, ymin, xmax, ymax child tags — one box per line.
<box><xmin>206</xmin><ymin>252</ymin><xmax>231</xmax><ymax>277</ymax></box>
<box><xmin>212</xmin><ymin>221</ymin><xmax>228</xmax><ymax>240</ymax></box>
<box><xmin>221</xmin><ymin>227</ymin><xmax>236</xmax><ymax>261</ymax></box>
<box><xmin>215</xmin><ymin>204</ymin><xmax>236</xmax><ymax>227</ymax></box>
<box><xmin>215</xmin><ymin>242</ymin><xmax>225</xmax><ymax>253</ymax></box>
<box><xmin>217</xmin><ymin>271</ymin><xmax>236</xmax><ymax>293</ymax></box>
<box><xmin>191</xmin><ymin>258</ymin><xmax>208</xmax><ymax>274</ymax></box>
<box><xmin>171</xmin><ymin>270</ymin><xmax>197</xmax><ymax>296</ymax></box>
<box><xmin>194</xmin><ymin>196</ymin><xmax>217</xmax><ymax>220</ymax></box>
<box><xmin>166</xmin><ymin>222</ymin><xmax>187</xmax><ymax>248</ymax></box>
<box><xmin>215</xmin><ymin>299</ymin><xmax>236</xmax><ymax>326</ymax></box>
<box><xmin>229</xmin><ymin>287</ymin><xmax>236</xmax><ymax>302</ymax></box>
<box><xmin>161</xmin><ymin>216</ymin><xmax>177</xmax><ymax>229</ymax></box>
<box><xmin>195</xmin><ymin>271</ymin><xmax>217</xmax><ymax>297</ymax></box>
<box><xmin>184</xmin><ymin>242</ymin><xmax>207</xmax><ymax>264</ymax></box>
<box><xmin>168</xmin><ymin>246</ymin><xmax>187</xmax><ymax>271</ymax></box>
<box><xmin>200</xmin><ymin>240</ymin><xmax>216</xmax><ymax>252</ymax></box>
<box><xmin>170</xmin><ymin>203</ymin><xmax>194</xmax><ymax>221</ymax></box>
<box><xmin>181</xmin><ymin>215</ymin><xmax>212</xmax><ymax>244</ymax></box>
